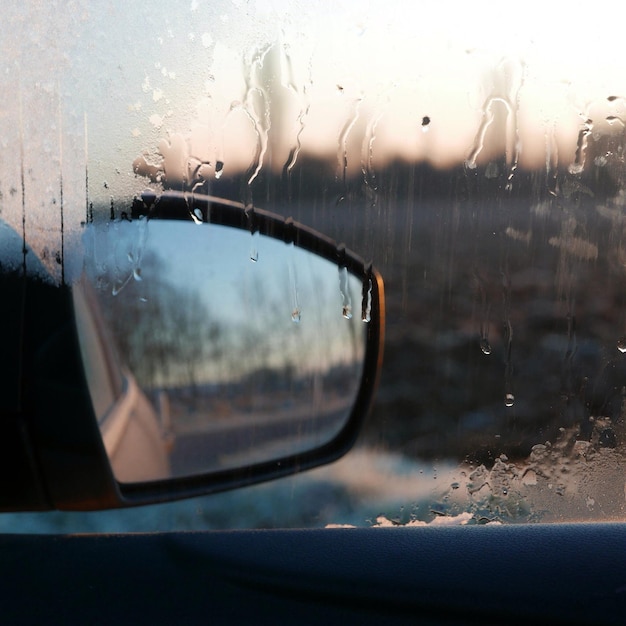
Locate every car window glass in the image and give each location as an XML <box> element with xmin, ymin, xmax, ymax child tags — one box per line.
<box><xmin>3</xmin><ymin>0</ymin><xmax>626</xmax><ymax>531</ymax></box>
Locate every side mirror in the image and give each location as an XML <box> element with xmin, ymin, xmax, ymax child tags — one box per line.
<box><xmin>44</xmin><ymin>193</ymin><xmax>383</xmax><ymax>509</ymax></box>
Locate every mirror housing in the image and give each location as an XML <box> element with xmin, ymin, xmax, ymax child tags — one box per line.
<box><xmin>3</xmin><ymin>194</ymin><xmax>384</xmax><ymax>511</ymax></box>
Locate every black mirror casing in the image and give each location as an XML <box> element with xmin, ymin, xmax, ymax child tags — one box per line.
<box><xmin>0</xmin><ymin>194</ymin><xmax>384</xmax><ymax>511</ymax></box>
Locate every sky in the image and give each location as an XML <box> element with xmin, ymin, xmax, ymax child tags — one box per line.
<box><xmin>117</xmin><ymin>1</ymin><xmax>626</xmax><ymax>182</ymax></box>
<box><xmin>3</xmin><ymin>0</ymin><xmax>626</xmax><ymax>278</ymax></box>
<box><xmin>83</xmin><ymin>219</ymin><xmax>366</xmax><ymax>384</ymax></box>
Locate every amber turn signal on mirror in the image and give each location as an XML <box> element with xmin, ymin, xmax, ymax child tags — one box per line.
<box><xmin>15</xmin><ymin>193</ymin><xmax>384</xmax><ymax>510</ymax></box>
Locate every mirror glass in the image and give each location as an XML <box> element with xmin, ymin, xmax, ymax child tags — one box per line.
<box><xmin>74</xmin><ymin>218</ymin><xmax>367</xmax><ymax>483</ymax></box>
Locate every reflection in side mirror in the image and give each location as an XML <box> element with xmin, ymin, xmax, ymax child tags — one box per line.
<box><xmin>74</xmin><ymin>194</ymin><xmax>384</xmax><ymax>496</ymax></box>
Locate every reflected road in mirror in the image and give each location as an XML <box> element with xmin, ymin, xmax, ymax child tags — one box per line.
<box><xmin>75</xmin><ymin>219</ymin><xmax>367</xmax><ymax>483</ymax></box>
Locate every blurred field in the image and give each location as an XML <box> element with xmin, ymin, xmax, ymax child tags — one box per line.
<box><xmin>19</xmin><ymin>156</ymin><xmax>626</xmax><ymax>531</ymax></box>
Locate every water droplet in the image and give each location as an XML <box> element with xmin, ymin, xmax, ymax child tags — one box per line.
<box><xmin>288</xmin><ymin>247</ymin><xmax>301</xmax><ymax>324</ymax></box>
<box><xmin>242</xmin><ymin>45</ymin><xmax>273</xmax><ymax>185</ymax></box>
<box><xmin>465</xmin><ymin>62</ymin><xmax>522</xmax><ymax>184</ymax></box>
<box><xmin>480</xmin><ymin>338</ymin><xmax>492</xmax><ymax>355</ymax></box>
<box><xmin>338</xmin><ymin>267</ymin><xmax>353</xmax><ymax>320</ymax></box>
<box><xmin>361</xmin><ymin>278</ymin><xmax>372</xmax><ymax>322</ymax></box>
<box><xmin>215</xmin><ymin>160</ymin><xmax>224</xmax><ymax>179</ymax></box>
<box><xmin>569</xmin><ymin>121</ymin><xmax>592</xmax><ymax>174</ymax></box>
<box><xmin>133</xmin><ymin>268</ymin><xmax>142</xmax><ymax>281</ymax></box>
<box><xmin>111</xmin><ymin>273</ymin><xmax>132</xmax><ymax>296</ymax></box>
<box><xmin>250</xmin><ymin>231</ymin><xmax>259</xmax><ymax>262</ymax></box>
<box><xmin>618</xmin><ymin>337</ymin><xmax>626</xmax><ymax>353</ymax></box>
<box><xmin>337</xmin><ymin>95</ymin><xmax>362</xmax><ymax>185</ymax></box>
<box><xmin>505</xmin><ymin>393</ymin><xmax>515</xmax><ymax>407</ymax></box>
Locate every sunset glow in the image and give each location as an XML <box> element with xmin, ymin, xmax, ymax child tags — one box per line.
<box><xmin>3</xmin><ymin>1</ymin><xmax>626</xmax><ymax>276</ymax></box>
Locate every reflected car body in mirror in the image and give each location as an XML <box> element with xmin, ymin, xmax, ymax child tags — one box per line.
<box><xmin>72</xmin><ymin>281</ymin><xmax>173</xmax><ymax>484</ymax></box>
<box><xmin>62</xmin><ymin>192</ymin><xmax>383</xmax><ymax>508</ymax></box>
